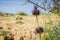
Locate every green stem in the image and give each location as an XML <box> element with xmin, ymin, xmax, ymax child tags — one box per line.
<box><xmin>39</xmin><ymin>33</ymin><xmax>41</xmax><ymax>40</ymax></box>
<box><xmin>35</xmin><ymin>15</ymin><xmax>39</xmax><ymax>26</ymax></box>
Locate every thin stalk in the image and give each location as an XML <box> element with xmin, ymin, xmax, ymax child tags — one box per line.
<box><xmin>39</xmin><ymin>33</ymin><xmax>41</xmax><ymax>40</ymax></box>
<box><xmin>35</xmin><ymin>15</ymin><xmax>39</xmax><ymax>26</ymax></box>
<box><xmin>47</xmin><ymin>15</ymin><xmax>53</xmax><ymax>24</ymax></box>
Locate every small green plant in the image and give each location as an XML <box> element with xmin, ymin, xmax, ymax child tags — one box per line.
<box><xmin>43</xmin><ymin>22</ymin><xmax>60</xmax><ymax>40</ymax></box>
<box><xmin>0</xmin><ymin>30</ymin><xmax>11</xmax><ymax>37</ymax></box>
<box><xmin>42</xmin><ymin>34</ymin><xmax>51</xmax><ymax>40</ymax></box>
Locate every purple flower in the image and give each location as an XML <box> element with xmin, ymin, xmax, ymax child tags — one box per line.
<box><xmin>32</xmin><ymin>5</ymin><xmax>40</xmax><ymax>15</ymax></box>
<box><xmin>32</xmin><ymin>9</ymin><xmax>40</xmax><ymax>15</ymax></box>
<box><xmin>35</xmin><ymin>27</ymin><xmax>44</xmax><ymax>34</ymax></box>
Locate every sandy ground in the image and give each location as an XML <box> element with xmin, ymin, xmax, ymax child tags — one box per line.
<box><xmin>0</xmin><ymin>14</ymin><xmax>60</xmax><ymax>40</ymax></box>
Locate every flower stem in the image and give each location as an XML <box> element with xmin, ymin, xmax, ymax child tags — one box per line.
<box><xmin>39</xmin><ymin>33</ymin><xmax>41</xmax><ymax>40</ymax></box>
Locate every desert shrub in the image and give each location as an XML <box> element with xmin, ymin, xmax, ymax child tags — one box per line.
<box><xmin>0</xmin><ymin>13</ymin><xmax>4</xmax><ymax>16</ymax></box>
<box><xmin>10</xmin><ymin>14</ymin><xmax>14</xmax><ymax>16</ymax></box>
<box><xmin>20</xmin><ymin>12</ymin><xmax>27</xmax><ymax>16</ymax></box>
<box><xmin>17</xmin><ymin>12</ymin><xmax>27</xmax><ymax>16</ymax></box>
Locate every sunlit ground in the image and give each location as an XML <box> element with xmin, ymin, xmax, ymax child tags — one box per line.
<box><xmin>0</xmin><ymin>14</ymin><xmax>60</xmax><ymax>40</ymax></box>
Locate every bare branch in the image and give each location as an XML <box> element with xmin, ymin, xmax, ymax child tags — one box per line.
<box><xmin>27</xmin><ymin>0</ymin><xmax>46</xmax><ymax>10</ymax></box>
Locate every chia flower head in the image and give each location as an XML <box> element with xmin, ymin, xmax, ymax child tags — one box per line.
<box><xmin>32</xmin><ymin>5</ymin><xmax>40</xmax><ymax>15</ymax></box>
<box><xmin>34</xmin><ymin>27</ymin><xmax>44</xmax><ymax>34</ymax></box>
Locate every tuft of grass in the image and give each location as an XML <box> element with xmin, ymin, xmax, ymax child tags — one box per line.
<box><xmin>16</xmin><ymin>21</ymin><xmax>24</xmax><ymax>24</ymax></box>
<box><xmin>7</xmin><ymin>28</ymin><xmax>12</xmax><ymax>30</ymax></box>
<box><xmin>16</xmin><ymin>16</ymin><xmax>23</xmax><ymax>20</ymax></box>
<box><xmin>43</xmin><ymin>22</ymin><xmax>60</xmax><ymax>40</ymax></box>
<box><xmin>6</xmin><ymin>24</ymin><xmax>12</xmax><ymax>30</ymax></box>
<box><xmin>0</xmin><ymin>30</ymin><xmax>11</xmax><ymax>37</ymax></box>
